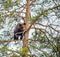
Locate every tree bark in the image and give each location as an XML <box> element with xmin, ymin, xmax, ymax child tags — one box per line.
<box><xmin>23</xmin><ymin>0</ymin><xmax>30</xmax><ymax>47</ymax></box>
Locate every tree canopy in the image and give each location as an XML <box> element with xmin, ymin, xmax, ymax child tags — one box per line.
<box><xmin>0</xmin><ymin>0</ymin><xmax>60</xmax><ymax>57</ymax></box>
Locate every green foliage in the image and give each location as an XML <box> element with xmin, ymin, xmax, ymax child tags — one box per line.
<box><xmin>30</xmin><ymin>16</ymin><xmax>36</xmax><ymax>21</ymax></box>
<box><xmin>0</xmin><ymin>0</ymin><xmax>60</xmax><ymax>57</ymax></box>
<box><xmin>0</xmin><ymin>46</ymin><xmax>15</xmax><ymax>53</ymax></box>
<box><xmin>32</xmin><ymin>31</ymin><xmax>38</xmax><ymax>38</ymax></box>
<box><xmin>0</xmin><ymin>24</ymin><xmax>3</xmax><ymax>28</ymax></box>
<box><xmin>15</xmin><ymin>0</ymin><xmax>20</xmax><ymax>5</ymax></box>
<box><xmin>30</xmin><ymin>12</ymin><xmax>41</xmax><ymax>22</ymax></box>
<box><xmin>41</xmin><ymin>10</ymin><xmax>48</xmax><ymax>16</ymax></box>
<box><xmin>52</xmin><ymin>44</ymin><xmax>57</xmax><ymax>52</ymax></box>
<box><xmin>11</xmin><ymin>54</ymin><xmax>20</xmax><ymax>57</ymax></box>
<box><xmin>40</xmin><ymin>54</ymin><xmax>45</xmax><ymax>57</ymax></box>
<box><xmin>33</xmin><ymin>31</ymin><xmax>47</xmax><ymax>41</ymax></box>
<box><xmin>40</xmin><ymin>43</ymin><xmax>47</xmax><ymax>48</ymax></box>
<box><xmin>0</xmin><ymin>14</ymin><xmax>3</xmax><ymax>22</ymax></box>
<box><xmin>20</xmin><ymin>47</ymin><xmax>28</xmax><ymax>56</ymax></box>
<box><xmin>49</xmin><ymin>54</ymin><xmax>53</xmax><ymax>57</ymax></box>
<box><xmin>3</xmin><ymin>0</ymin><xmax>13</xmax><ymax>8</ymax></box>
<box><xmin>0</xmin><ymin>34</ymin><xmax>3</xmax><ymax>39</ymax></box>
<box><xmin>0</xmin><ymin>19</ymin><xmax>4</xmax><ymax>23</ymax></box>
<box><xmin>0</xmin><ymin>46</ymin><xmax>8</xmax><ymax>51</ymax></box>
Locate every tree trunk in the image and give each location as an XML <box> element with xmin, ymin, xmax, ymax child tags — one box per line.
<box><xmin>23</xmin><ymin>0</ymin><xmax>30</xmax><ymax>47</ymax></box>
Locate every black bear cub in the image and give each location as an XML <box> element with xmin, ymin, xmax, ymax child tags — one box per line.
<box><xmin>14</xmin><ymin>23</ymin><xmax>25</xmax><ymax>40</ymax></box>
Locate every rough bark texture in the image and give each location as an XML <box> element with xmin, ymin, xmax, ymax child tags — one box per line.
<box><xmin>23</xmin><ymin>0</ymin><xmax>30</xmax><ymax>47</ymax></box>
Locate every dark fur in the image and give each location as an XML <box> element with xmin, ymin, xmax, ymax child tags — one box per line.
<box><xmin>14</xmin><ymin>23</ymin><xmax>24</xmax><ymax>40</ymax></box>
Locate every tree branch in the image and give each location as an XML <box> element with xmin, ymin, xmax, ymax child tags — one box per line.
<box><xmin>25</xmin><ymin>4</ymin><xmax>60</xmax><ymax>33</ymax></box>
